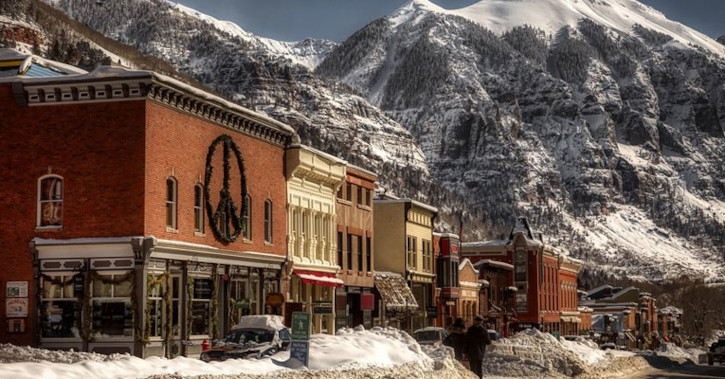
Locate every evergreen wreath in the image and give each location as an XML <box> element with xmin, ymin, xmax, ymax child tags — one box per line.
<box><xmin>204</xmin><ymin>134</ymin><xmax>248</xmax><ymax>243</ymax></box>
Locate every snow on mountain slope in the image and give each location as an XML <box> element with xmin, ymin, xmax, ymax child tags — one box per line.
<box><xmin>166</xmin><ymin>1</ymin><xmax>336</xmax><ymax>69</ymax></box>
<box><xmin>402</xmin><ymin>0</ymin><xmax>725</xmax><ymax>57</ymax></box>
<box><xmin>316</xmin><ymin>0</ymin><xmax>725</xmax><ymax>281</ymax></box>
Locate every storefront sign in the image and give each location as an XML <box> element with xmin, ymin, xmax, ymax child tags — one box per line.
<box><xmin>426</xmin><ymin>306</ymin><xmax>437</xmax><ymax>318</ymax></box>
<box><xmin>6</xmin><ymin>318</ymin><xmax>25</xmax><ymax>333</ymax></box>
<box><xmin>73</xmin><ymin>274</ymin><xmax>85</xmax><ymax>297</ymax></box>
<box><xmin>290</xmin><ymin>312</ymin><xmax>311</xmax><ymax>340</ymax></box>
<box><xmin>289</xmin><ymin>341</ymin><xmax>309</xmax><ymax>367</ymax></box>
<box><xmin>6</xmin><ymin>298</ymin><xmax>28</xmax><ymax>317</ymax></box>
<box><xmin>265</xmin><ymin>292</ymin><xmax>285</xmax><ymax>306</ymax></box>
<box><xmin>5</xmin><ymin>281</ymin><xmax>28</xmax><ymax>298</ymax></box>
<box><xmin>312</xmin><ymin>305</ymin><xmax>333</xmax><ymax>315</ymax></box>
<box><xmin>193</xmin><ymin>279</ymin><xmax>213</xmax><ymax>299</ymax></box>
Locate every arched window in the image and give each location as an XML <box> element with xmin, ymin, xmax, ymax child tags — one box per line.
<box><xmin>38</xmin><ymin>175</ymin><xmax>63</xmax><ymax>227</ymax></box>
<box><xmin>264</xmin><ymin>199</ymin><xmax>272</xmax><ymax>243</ymax></box>
<box><xmin>194</xmin><ymin>184</ymin><xmax>204</xmax><ymax>233</ymax></box>
<box><xmin>242</xmin><ymin>194</ymin><xmax>251</xmax><ymax>240</ymax></box>
<box><xmin>166</xmin><ymin>178</ymin><xmax>177</xmax><ymax>229</ymax></box>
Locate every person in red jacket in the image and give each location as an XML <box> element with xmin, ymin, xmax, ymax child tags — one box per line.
<box><xmin>465</xmin><ymin>315</ymin><xmax>491</xmax><ymax>378</ymax></box>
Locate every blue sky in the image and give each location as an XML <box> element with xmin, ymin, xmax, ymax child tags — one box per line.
<box><xmin>173</xmin><ymin>0</ymin><xmax>725</xmax><ymax>42</ymax></box>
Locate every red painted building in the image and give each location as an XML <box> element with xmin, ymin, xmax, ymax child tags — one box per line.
<box><xmin>462</xmin><ymin>217</ymin><xmax>581</xmax><ymax>336</ymax></box>
<box><xmin>434</xmin><ymin>233</ymin><xmax>460</xmax><ymax>328</ymax></box>
<box><xmin>0</xmin><ymin>51</ymin><xmax>294</xmax><ymax>357</ymax></box>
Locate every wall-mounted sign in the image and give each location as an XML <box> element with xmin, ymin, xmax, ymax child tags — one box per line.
<box><xmin>360</xmin><ymin>294</ymin><xmax>375</xmax><ymax>311</ymax></box>
<box><xmin>6</xmin><ymin>298</ymin><xmax>28</xmax><ymax>317</ymax></box>
<box><xmin>235</xmin><ymin>298</ymin><xmax>250</xmax><ymax>310</ymax></box>
<box><xmin>5</xmin><ymin>281</ymin><xmax>28</xmax><ymax>298</ymax></box>
<box><xmin>312</xmin><ymin>305</ymin><xmax>333</xmax><ymax>315</ymax></box>
<box><xmin>7</xmin><ymin>319</ymin><xmax>25</xmax><ymax>333</ymax></box>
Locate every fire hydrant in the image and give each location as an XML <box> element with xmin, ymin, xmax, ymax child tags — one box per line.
<box><xmin>201</xmin><ymin>338</ymin><xmax>210</xmax><ymax>351</ymax></box>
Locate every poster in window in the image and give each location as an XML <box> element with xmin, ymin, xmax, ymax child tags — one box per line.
<box><xmin>193</xmin><ymin>278</ymin><xmax>213</xmax><ymax>299</ymax></box>
<box><xmin>73</xmin><ymin>274</ymin><xmax>85</xmax><ymax>297</ymax></box>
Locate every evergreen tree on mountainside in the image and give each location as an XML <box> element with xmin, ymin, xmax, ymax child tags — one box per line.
<box><xmin>717</xmin><ymin>35</ymin><xmax>725</xmax><ymax>46</ymax></box>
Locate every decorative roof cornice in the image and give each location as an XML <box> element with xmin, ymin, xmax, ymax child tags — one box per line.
<box><xmin>10</xmin><ymin>67</ymin><xmax>296</xmax><ymax>148</ymax></box>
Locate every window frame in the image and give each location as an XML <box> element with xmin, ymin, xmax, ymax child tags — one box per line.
<box><xmin>37</xmin><ymin>174</ymin><xmax>64</xmax><ymax>228</ymax></box>
<box><xmin>264</xmin><ymin>199</ymin><xmax>273</xmax><ymax>243</ymax></box>
<box><xmin>166</xmin><ymin>177</ymin><xmax>178</xmax><ymax>229</ymax></box>
<box><xmin>194</xmin><ymin>184</ymin><xmax>204</xmax><ymax>233</ymax></box>
<box><xmin>242</xmin><ymin>194</ymin><xmax>252</xmax><ymax>240</ymax></box>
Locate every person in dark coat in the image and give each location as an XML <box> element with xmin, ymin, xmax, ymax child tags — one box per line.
<box><xmin>465</xmin><ymin>315</ymin><xmax>491</xmax><ymax>379</ymax></box>
<box><xmin>444</xmin><ymin>317</ymin><xmax>467</xmax><ymax>361</ymax></box>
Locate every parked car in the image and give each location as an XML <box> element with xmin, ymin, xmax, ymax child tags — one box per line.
<box><xmin>708</xmin><ymin>338</ymin><xmax>725</xmax><ymax>366</ymax></box>
<box><xmin>487</xmin><ymin>329</ymin><xmax>500</xmax><ymax>341</ymax></box>
<box><xmin>200</xmin><ymin>315</ymin><xmax>291</xmax><ymax>362</ymax></box>
<box><xmin>413</xmin><ymin>327</ymin><xmax>448</xmax><ymax>346</ymax></box>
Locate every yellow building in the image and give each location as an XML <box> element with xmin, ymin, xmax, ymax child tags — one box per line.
<box><xmin>285</xmin><ymin>144</ymin><xmax>346</xmax><ymax>334</ymax></box>
<box><xmin>373</xmin><ymin>196</ymin><xmax>437</xmax><ymax>331</ymax></box>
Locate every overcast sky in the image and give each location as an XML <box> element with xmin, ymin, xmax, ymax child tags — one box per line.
<box><xmin>173</xmin><ymin>0</ymin><xmax>725</xmax><ymax>42</ymax></box>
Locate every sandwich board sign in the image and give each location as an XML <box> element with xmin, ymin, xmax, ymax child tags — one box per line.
<box><xmin>289</xmin><ymin>311</ymin><xmax>311</xmax><ymax>367</ymax></box>
<box><xmin>291</xmin><ymin>311</ymin><xmax>310</xmax><ymax>341</ymax></box>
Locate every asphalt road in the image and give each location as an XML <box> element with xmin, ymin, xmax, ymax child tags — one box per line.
<box><xmin>628</xmin><ymin>363</ymin><xmax>725</xmax><ymax>378</ymax></box>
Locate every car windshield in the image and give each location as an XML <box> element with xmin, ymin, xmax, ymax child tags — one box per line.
<box><xmin>224</xmin><ymin>329</ymin><xmax>275</xmax><ymax>345</ymax></box>
<box><xmin>415</xmin><ymin>331</ymin><xmax>441</xmax><ymax>341</ymax></box>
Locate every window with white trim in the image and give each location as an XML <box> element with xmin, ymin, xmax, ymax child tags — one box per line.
<box><xmin>194</xmin><ymin>184</ymin><xmax>204</xmax><ymax>233</ymax></box>
<box><xmin>38</xmin><ymin>175</ymin><xmax>63</xmax><ymax>227</ymax></box>
<box><xmin>166</xmin><ymin>178</ymin><xmax>177</xmax><ymax>229</ymax></box>
<box><xmin>40</xmin><ymin>274</ymin><xmax>80</xmax><ymax>338</ymax></box>
<box><xmin>92</xmin><ymin>272</ymin><xmax>133</xmax><ymax>338</ymax></box>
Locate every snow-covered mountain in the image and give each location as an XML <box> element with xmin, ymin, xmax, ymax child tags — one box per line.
<box><xmin>3</xmin><ymin>0</ymin><xmax>724</xmax><ymax>282</ymax></box>
<box><xmin>315</xmin><ymin>0</ymin><xmax>725</xmax><ymax>281</ymax></box>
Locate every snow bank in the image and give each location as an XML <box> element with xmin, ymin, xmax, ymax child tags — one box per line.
<box><xmin>0</xmin><ymin>327</ymin><xmax>435</xmax><ymax>379</ymax></box>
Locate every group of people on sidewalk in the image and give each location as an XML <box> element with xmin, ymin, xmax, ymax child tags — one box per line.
<box><xmin>443</xmin><ymin>315</ymin><xmax>492</xmax><ymax>379</ymax></box>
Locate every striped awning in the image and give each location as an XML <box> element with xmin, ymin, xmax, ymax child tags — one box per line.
<box><xmin>294</xmin><ymin>270</ymin><xmax>344</xmax><ymax>288</ymax></box>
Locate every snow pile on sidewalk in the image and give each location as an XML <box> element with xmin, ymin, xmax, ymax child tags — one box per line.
<box><xmin>0</xmin><ymin>327</ymin><xmax>452</xmax><ymax>379</ymax></box>
<box><xmin>484</xmin><ymin>328</ymin><xmax>588</xmax><ymax>378</ymax></box>
<box><xmin>642</xmin><ymin>342</ymin><xmax>706</xmax><ymax>363</ymax></box>
<box><xmin>559</xmin><ymin>338</ymin><xmax>608</xmax><ymax>365</ymax></box>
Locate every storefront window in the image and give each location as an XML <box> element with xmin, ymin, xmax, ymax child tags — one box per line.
<box><xmin>40</xmin><ymin>274</ymin><xmax>80</xmax><ymax>338</ymax></box>
<box><xmin>191</xmin><ymin>278</ymin><xmax>212</xmax><ymax>336</ymax></box>
<box><xmin>92</xmin><ymin>273</ymin><xmax>133</xmax><ymax>338</ymax></box>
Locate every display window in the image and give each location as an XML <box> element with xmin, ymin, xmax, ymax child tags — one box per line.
<box><xmin>91</xmin><ymin>272</ymin><xmax>133</xmax><ymax>338</ymax></box>
<box><xmin>40</xmin><ymin>274</ymin><xmax>81</xmax><ymax>338</ymax></box>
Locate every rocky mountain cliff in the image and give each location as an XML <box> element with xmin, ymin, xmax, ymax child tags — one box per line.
<box><xmin>2</xmin><ymin>0</ymin><xmax>724</xmax><ymax>282</ymax></box>
<box><xmin>316</xmin><ymin>0</ymin><xmax>725</xmax><ymax>281</ymax></box>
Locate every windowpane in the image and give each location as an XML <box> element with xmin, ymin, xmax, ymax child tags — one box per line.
<box><xmin>41</xmin><ymin>301</ymin><xmax>80</xmax><ymax>338</ymax></box>
<box><xmin>194</xmin><ymin>185</ymin><xmax>204</xmax><ymax>232</ymax></box>
<box><xmin>93</xmin><ymin>275</ymin><xmax>113</xmax><ymax>298</ymax></box>
<box><xmin>264</xmin><ymin>200</ymin><xmax>272</xmax><ymax>242</ymax></box>
<box><xmin>242</xmin><ymin>195</ymin><xmax>251</xmax><ymax>239</ymax></box>
<box><xmin>166</xmin><ymin>178</ymin><xmax>177</xmax><ymax>228</ymax></box>
<box><xmin>39</xmin><ymin>177</ymin><xmax>63</xmax><ymax>227</ymax></box>
<box><xmin>92</xmin><ymin>301</ymin><xmax>132</xmax><ymax>337</ymax></box>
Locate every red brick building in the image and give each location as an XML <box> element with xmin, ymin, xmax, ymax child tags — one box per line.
<box><xmin>0</xmin><ymin>51</ymin><xmax>294</xmax><ymax>357</ymax></box>
<box><xmin>462</xmin><ymin>217</ymin><xmax>581</xmax><ymax>337</ymax></box>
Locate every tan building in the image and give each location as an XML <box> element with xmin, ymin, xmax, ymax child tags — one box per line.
<box><xmin>374</xmin><ymin>196</ymin><xmax>437</xmax><ymax>332</ymax></box>
<box><xmin>285</xmin><ymin>144</ymin><xmax>346</xmax><ymax>334</ymax></box>
<box><xmin>335</xmin><ymin>165</ymin><xmax>377</xmax><ymax>330</ymax></box>
<box><xmin>457</xmin><ymin>259</ymin><xmax>481</xmax><ymax>327</ymax></box>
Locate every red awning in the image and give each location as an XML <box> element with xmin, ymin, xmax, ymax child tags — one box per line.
<box><xmin>294</xmin><ymin>270</ymin><xmax>344</xmax><ymax>288</ymax></box>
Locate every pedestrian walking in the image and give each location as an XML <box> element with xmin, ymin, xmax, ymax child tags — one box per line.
<box><xmin>465</xmin><ymin>315</ymin><xmax>491</xmax><ymax>379</ymax></box>
<box><xmin>443</xmin><ymin>317</ymin><xmax>467</xmax><ymax>361</ymax></box>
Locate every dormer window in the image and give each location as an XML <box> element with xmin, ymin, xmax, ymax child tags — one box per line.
<box><xmin>38</xmin><ymin>175</ymin><xmax>63</xmax><ymax>227</ymax></box>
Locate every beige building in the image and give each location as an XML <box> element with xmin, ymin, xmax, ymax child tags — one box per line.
<box><xmin>374</xmin><ymin>196</ymin><xmax>437</xmax><ymax>331</ymax></box>
<box><xmin>285</xmin><ymin>144</ymin><xmax>346</xmax><ymax>334</ymax></box>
